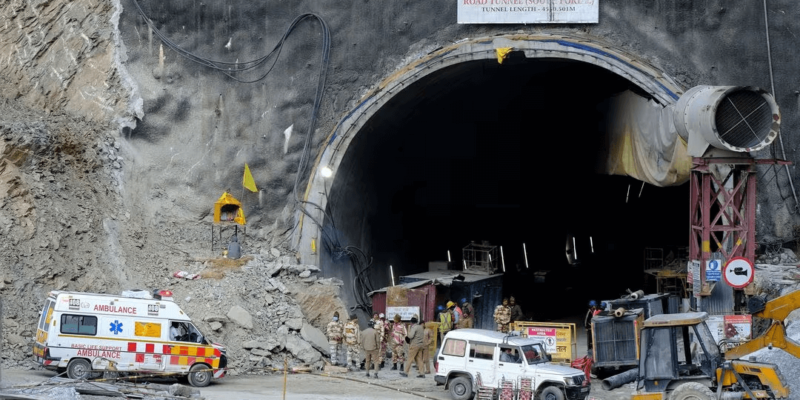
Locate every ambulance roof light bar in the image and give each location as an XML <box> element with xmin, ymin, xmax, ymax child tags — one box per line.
<box><xmin>153</xmin><ymin>289</ymin><xmax>174</xmax><ymax>301</ymax></box>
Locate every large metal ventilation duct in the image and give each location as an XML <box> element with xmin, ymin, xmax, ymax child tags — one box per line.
<box><xmin>673</xmin><ymin>86</ymin><xmax>780</xmax><ymax>156</ymax></box>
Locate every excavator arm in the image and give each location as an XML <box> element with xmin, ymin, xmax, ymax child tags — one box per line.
<box><xmin>725</xmin><ymin>290</ymin><xmax>800</xmax><ymax>360</ymax></box>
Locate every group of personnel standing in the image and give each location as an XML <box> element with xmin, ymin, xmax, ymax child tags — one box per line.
<box><xmin>326</xmin><ymin>311</ymin><xmax>434</xmax><ymax>379</ymax></box>
<box><xmin>436</xmin><ymin>298</ymin><xmax>475</xmax><ymax>341</ymax></box>
<box><xmin>493</xmin><ymin>296</ymin><xmax>523</xmax><ymax>333</ymax></box>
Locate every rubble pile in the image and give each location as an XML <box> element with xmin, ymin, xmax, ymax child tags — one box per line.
<box><xmin>169</xmin><ymin>251</ymin><xmax>350</xmax><ymax>373</ymax></box>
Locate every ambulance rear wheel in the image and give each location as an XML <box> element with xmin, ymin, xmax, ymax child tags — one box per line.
<box><xmin>67</xmin><ymin>359</ymin><xmax>93</xmax><ymax>380</ymax></box>
<box><xmin>187</xmin><ymin>364</ymin><xmax>212</xmax><ymax>387</ymax></box>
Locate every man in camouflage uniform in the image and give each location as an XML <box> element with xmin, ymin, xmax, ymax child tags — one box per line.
<box><xmin>344</xmin><ymin>313</ymin><xmax>361</xmax><ymax>371</ymax></box>
<box><xmin>326</xmin><ymin>311</ymin><xmax>343</xmax><ymax>365</ymax></box>
<box><xmin>389</xmin><ymin>314</ymin><xmax>407</xmax><ymax>371</ymax></box>
<box><xmin>375</xmin><ymin>313</ymin><xmax>389</xmax><ymax>368</ymax></box>
<box><xmin>494</xmin><ymin>297</ymin><xmax>512</xmax><ymax>333</ymax></box>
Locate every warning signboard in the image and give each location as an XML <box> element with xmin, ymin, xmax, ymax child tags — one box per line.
<box><xmin>706</xmin><ymin>259</ymin><xmax>721</xmax><ymax>282</ymax></box>
<box><xmin>512</xmin><ymin>322</ymin><xmax>576</xmax><ymax>364</ymax></box>
<box><xmin>723</xmin><ymin>257</ymin><xmax>754</xmax><ymax>289</ymax></box>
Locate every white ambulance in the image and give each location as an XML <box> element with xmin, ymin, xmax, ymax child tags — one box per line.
<box><xmin>33</xmin><ymin>289</ymin><xmax>227</xmax><ymax>387</ymax></box>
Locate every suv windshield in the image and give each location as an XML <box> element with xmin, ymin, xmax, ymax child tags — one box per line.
<box><xmin>521</xmin><ymin>344</ymin><xmax>546</xmax><ymax>364</ymax></box>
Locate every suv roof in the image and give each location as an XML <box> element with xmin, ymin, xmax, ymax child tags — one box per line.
<box><xmin>444</xmin><ymin>329</ymin><xmax>546</xmax><ymax>347</ymax></box>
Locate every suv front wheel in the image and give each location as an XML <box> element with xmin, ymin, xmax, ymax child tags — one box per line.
<box><xmin>449</xmin><ymin>376</ymin><xmax>473</xmax><ymax>400</ymax></box>
<box><xmin>539</xmin><ymin>386</ymin><xmax>565</xmax><ymax>400</ymax></box>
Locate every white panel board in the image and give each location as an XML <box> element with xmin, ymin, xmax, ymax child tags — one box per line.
<box><xmin>458</xmin><ymin>0</ymin><xmax>599</xmax><ymax>24</ymax></box>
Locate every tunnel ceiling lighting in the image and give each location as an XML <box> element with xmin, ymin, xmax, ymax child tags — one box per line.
<box><xmin>447</xmin><ymin>250</ymin><xmax>451</xmax><ymax>263</ymax></box>
<box><xmin>626</xmin><ymin>184</ymin><xmax>631</xmax><ymax>203</ymax></box>
<box><xmin>590</xmin><ymin>236</ymin><xmax>594</xmax><ymax>254</ymax></box>
<box><xmin>573</xmin><ymin>237</ymin><xmax>578</xmax><ymax>260</ymax></box>
<box><xmin>500</xmin><ymin>246</ymin><xmax>506</xmax><ymax>272</ymax></box>
<box><xmin>523</xmin><ymin>243</ymin><xmax>529</xmax><ymax>269</ymax></box>
<box><xmin>463</xmin><ymin>260</ymin><xmax>467</xmax><ymax>272</ymax></box>
<box><xmin>390</xmin><ymin>265</ymin><xmax>395</xmax><ymax>286</ymax></box>
<box><xmin>321</xmin><ymin>166</ymin><xmax>333</xmax><ymax>178</ymax></box>
<box><xmin>639</xmin><ymin>182</ymin><xmax>645</xmax><ymax>198</ymax></box>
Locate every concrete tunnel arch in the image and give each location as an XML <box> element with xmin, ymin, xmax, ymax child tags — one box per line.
<box><xmin>295</xmin><ymin>34</ymin><xmax>689</xmax><ymax>312</ymax></box>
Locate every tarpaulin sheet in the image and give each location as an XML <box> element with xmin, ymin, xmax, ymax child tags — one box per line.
<box><xmin>597</xmin><ymin>90</ymin><xmax>691</xmax><ymax>187</ymax></box>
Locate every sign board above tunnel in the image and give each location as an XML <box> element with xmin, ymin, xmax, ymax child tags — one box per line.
<box><xmin>458</xmin><ymin>0</ymin><xmax>599</xmax><ymax>24</ymax></box>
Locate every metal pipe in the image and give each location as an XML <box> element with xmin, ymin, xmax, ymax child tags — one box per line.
<box><xmin>522</xmin><ymin>243</ymin><xmax>529</xmax><ymax>269</ymax></box>
<box><xmin>613</xmin><ymin>307</ymin><xmax>627</xmax><ymax>318</ymax></box>
<box><xmin>602</xmin><ymin>368</ymin><xmax>638</xmax><ymax>391</ymax></box>
<box><xmin>629</xmin><ymin>290</ymin><xmax>644</xmax><ymax>300</ymax></box>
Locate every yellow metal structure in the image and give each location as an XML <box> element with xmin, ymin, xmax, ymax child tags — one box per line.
<box><xmin>725</xmin><ymin>290</ymin><xmax>800</xmax><ymax>360</ymax></box>
<box><xmin>716</xmin><ymin>360</ymin><xmax>789</xmax><ymax>399</ymax></box>
<box><xmin>631</xmin><ymin>393</ymin><xmax>663</xmax><ymax>400</ymax></box>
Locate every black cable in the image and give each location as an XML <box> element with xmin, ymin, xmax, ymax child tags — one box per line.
<box><xmin>133</xmin><ymin>2</ymin><xmax>375</xmax><ymax>305</ymax></box>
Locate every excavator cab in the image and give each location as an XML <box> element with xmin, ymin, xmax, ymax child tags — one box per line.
<box><xmin>633</xmin><ymin>311</ymin><xmax>790</xmax><ymax>399</ymax></box>
<box><xmin>635</xmin><ymin>312</ymin><xmax>722</xmax><ymax>396</ymax></box>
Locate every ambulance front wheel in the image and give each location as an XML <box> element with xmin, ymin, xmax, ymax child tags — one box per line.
<box><xmin>187</xmin><ymin>364</ymin><xmax>212</xmax><ymax>387</ymax></box>
<box><xmin>66</xmin><ymin>359</ymin><xmax>93</xmax><ymax>380</ymax></box>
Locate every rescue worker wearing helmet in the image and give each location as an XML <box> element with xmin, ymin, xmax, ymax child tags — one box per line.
<box><xmin>585</xmin><ymin>300</ymin><xmax>599</xmax><ymax>351</ymax></box>
<box><xmin>447</xmin><ymin>300</ymin><xmax>462</xmax><ymax>330</ymax></box>
<box><xmin>437</xmin><ymin>305</ymin><xmax>452</xmax><ymax>342</ymax></box>
<box><xmin>459</xmin><ymin>298</ymin><xmax>474</xmax><ymax>329</ymax></box>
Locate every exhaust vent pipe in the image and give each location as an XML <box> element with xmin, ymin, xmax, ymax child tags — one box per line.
<box><xmin>673</xmin><ymin>86</ymin><xmax>780</xmax><ymax>156</ymax></box>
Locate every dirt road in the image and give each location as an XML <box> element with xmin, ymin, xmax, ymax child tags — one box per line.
<box><xmin>1</xmin><ymin>367</ymin><xmax>634</xmax><ymax>400</ymax></box>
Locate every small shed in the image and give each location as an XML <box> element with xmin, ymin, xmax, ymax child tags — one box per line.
<box><xmin>369</xmin><ymin>271</ymin><xmax>503</xmax><ymax>330</ymax></box>
<box><xmin>211</xmin><ymin>192</ymin><xmax>247</xmax><ymax>253</ymax></box>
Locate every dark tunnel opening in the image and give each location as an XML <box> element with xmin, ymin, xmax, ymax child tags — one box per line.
<box><xmin>321</xmin><ymin>55</ymin><xmax>688</xmax><ymax>320</ymax></box>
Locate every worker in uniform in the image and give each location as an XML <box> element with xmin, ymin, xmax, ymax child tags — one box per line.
<box><xmin>344</xmin><ymin>313</ymin><xmax>361</xmax><ymax>371</ymax></box>
<box><xmin>376</xmin><ymin>313</ymin><xmax>389</xmax><ymax>368</ymax></box>
<box><xmin>437</xmin><ymin>305</ymin><xmax>453</xmax><ymax>342</ymax></box>
<box><xmin>509</xmin><ymin>296</ymin><xmax>524</xmax><ymax>323</ymax></box>
<box><xmin>448</xmin><ymin>301</ymin><xmax>462</xmax><ymax>329</ymax></box>
<box><xmin>459</xmin><ymin>298</ymin><xmax>474</xmax><ymax>329</ymax></box>
<box><xmin>422</xmin><ymin>319</ymin><xmax>434</xmax><ymax>374</ymax></box>
<box><xmin>360</xmin><ymin>321</ymin><xmax>381</xmax><ymax>378</ymax></box>
<box><xmin>326</xmin><ymin>311</ymin><xmax>344</xmax><ymax>365</ymax></box>
<box><xmin>401</xmin><ymin>314</ymin><xmax>425</xmax><ymax>378</ymax></box>
<box><xmin>494</xmin><ymin>297</ymin><xmax>512</xmax><ymax>333</ymax></box>
<box><xmin>585</xmin><ymin>300</ymin><xmax>598</xmax><ymax>351</ymax></box>
<box><xmin>389</xmin><ymin>314</ymin><xmax>407</xmax><ymax>371</ymax></box>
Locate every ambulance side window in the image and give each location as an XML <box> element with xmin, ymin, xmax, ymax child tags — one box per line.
<box><xmin>61</xmin><ymin>314</ymin><xmax>97</xmax><ymax>335</ymax></box>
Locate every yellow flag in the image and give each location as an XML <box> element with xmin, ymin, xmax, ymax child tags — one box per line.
<box><xmin>243</xmin><ymin>163</ymin><xmax>258</xmax><ymax>193</ymax></box>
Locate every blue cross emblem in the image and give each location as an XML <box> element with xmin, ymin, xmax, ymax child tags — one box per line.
<box><xmin>110</xmin><ymin>320</ymin><xmax>123</xmax><ymax>335</ymax></box>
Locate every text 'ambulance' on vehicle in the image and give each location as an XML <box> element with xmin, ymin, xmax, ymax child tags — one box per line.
<box><xmin>33</xmin><ymin>289</ymin><xmax>228</xmax><ymax>387</ymax></box>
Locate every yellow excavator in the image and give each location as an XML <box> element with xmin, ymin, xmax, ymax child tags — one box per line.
<box><xmin>630</xmin><ymin>290</ymin><xmax>800</xmax><ymax>399</ymax></box>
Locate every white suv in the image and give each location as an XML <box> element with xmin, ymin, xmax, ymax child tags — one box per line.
<box><xmin>434</xmin><ymin>329</ymin><xmax>589</xmax><ymax>400</ymax></box>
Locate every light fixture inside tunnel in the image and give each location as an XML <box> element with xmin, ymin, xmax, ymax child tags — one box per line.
<box><xmin>321</xmin><ymin>166</ymin><xmax>333</xmax><ymax>178</ymax></box>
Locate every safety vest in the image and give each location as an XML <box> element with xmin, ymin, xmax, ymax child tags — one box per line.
<box><xmin>439</xmin><ymin>311</ymin><xmax>452</xmax><ymax>332</ymax></box>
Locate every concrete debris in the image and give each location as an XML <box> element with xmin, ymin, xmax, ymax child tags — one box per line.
<box><xmin>227</xmin><ymin>305</ymin><xmax>254</xmax><ymax>330</ymax></box>
<box><xmin>300</xmin><ymin>322</ymin><xmax>331</xmax><ymax>356</ymax></box>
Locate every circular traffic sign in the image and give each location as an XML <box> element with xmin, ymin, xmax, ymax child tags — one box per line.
<box><xmin>723</xmin><ymin>257</ymin><xmax>754</xmax><ymax>289</ymax></box>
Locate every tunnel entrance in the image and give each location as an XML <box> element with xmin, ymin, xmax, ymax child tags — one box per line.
<box><xmin>317</xmin><ymin>53</ymin><xmax>688</xmax><ymax>319</ymax></box>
